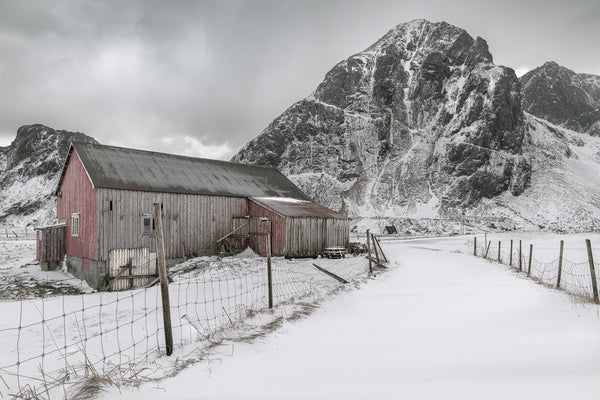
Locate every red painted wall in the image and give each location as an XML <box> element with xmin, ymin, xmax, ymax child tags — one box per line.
<box><xmin>248</xmin><ymin>200</ymin><xmax>286</xmax><ymax>255</ymax></box>
<box><xmin>57</xmin><ymin>151</ymin><xmax>97</xmax><ymax>260</ymax></box>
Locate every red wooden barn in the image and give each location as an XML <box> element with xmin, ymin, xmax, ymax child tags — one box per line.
<box><xmin>39</xmin><ymin>142</ymin><xmax>349</xmax><ymax>290</ymax></box>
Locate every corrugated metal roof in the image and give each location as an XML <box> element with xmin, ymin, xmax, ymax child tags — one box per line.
<box><xmin>250</xmin><ymin>197</ymin><xmax>349</xmax><ymax>219</ymax></box>
<box><xmin>57</xmin><ymin>142</ymin><xmax>311</xmax><ymax>200</ymax></box>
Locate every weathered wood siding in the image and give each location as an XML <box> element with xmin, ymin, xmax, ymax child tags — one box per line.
<box><xmin>248</xmin><ymin>200</ymin><xmax>349</xmax><ymax>257</ymax></box>
<box><xmin>57</xmin><ymin>151</ymin><xmax>98</xmax><ymax>260</ymax></box>
<box><xmin>108</xmin><ymin>247</ymin><xmax>157</xmax><ymax>291</ymax></box>
<box><xmin>248</xmin><ymin>200</ymin><xmax>286</xmax><ymax>255</ymax></box>
<box><xmin>36</xmin><ymin>225</ymin><xmax>66</xmax><ymax>263</ymax></box>
<box><xmin>96</xmin><ymin>189</ymin><xmax>248</xmax><ymax>261</ymax></box>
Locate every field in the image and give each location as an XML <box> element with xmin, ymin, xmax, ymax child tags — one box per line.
<box><xmin>1</xmin><ymin>233</ymin><xmax>600</xmax><ymax>399</ymax></box>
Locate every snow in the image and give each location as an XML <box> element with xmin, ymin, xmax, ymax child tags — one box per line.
<box><xmin>0</xmin><ymin>239</ymin><xmax>36</xmax><ymax>270</ymax></box>
<box><xmin>251</xmin><ymin>197</ymin><xmax>308</xmax><ymax>204</ymax></box>
<box><xmin>98</xmin><ymin>236</ymin><xmax>600</xmax><ymax>399</ymax></box>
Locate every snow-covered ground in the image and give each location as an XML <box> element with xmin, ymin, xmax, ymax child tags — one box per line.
<box><xmin>98</xmin><ymin>235</ymin><xmax>600</xmax><ymax>400</ymax></box>
<box><xmin>0</xmin><ymin>240</ymin><xmax>93</xmax><ymax>300</ymax></box>
<box><xmin>0</xmin><ymin>241</ymin><xmax>370</xmax><ymax>399</ymax></box>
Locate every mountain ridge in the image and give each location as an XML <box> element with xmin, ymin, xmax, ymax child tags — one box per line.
<box><xmin>233</xmin><ymin>19</ymin><xmax>531</xmax><ymax>219</ymax></box>
<box><xmin>0</xmin><ymin>124</ymin><xmax>97</xmax><ymax>227</ymax></box>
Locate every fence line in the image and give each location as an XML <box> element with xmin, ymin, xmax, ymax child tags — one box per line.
<box><xmin>0</xmin><ymin>252</ymin><xmax>375</xmax><ymax>399</ymax></box>
<box><xmin>470</xmin><ymin>237</ymin><xmax>600</xmax><ymax>303</ymax></box>
<box><xmin>0</xmin><ymin>227</ymin><xmax>36</xmax><ymax>241</ymax></box>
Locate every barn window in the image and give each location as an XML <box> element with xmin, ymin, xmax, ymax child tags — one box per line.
<box><xmin>142</xmin><ymin>215</ymin><xmax>155</xmax><ymax>237</ymax></box>
<box><xmin>71</xmin><ymin>213</ymin><xmax>80</xmax><ymax>237</ymax></box>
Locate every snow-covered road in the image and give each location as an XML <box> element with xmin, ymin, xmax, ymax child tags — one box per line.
<box><xmin>103</xmin><ymin>237</ymin><xmax>600</xmax><ymax>399</ymax></box>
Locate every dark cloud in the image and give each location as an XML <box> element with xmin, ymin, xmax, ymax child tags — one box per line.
<box><xmin>0</xmin><ymin>0</ymin><xmax>598</xmax><ymax>158</ymax></box>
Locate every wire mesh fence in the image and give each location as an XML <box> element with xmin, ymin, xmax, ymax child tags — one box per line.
<box><xmin>470</xmin><ymin>237</ymin><xmax>600</xmax><ymax>303</ymax></box>
<box><xmin>0</xmin><ymin>227</ymin><xmax>36</xmax><ymax>241</ymax></box>
<box><xmin>0</xmin><ymin>253</ymin><xmax>372</xmax><ymax>399</ymax></box>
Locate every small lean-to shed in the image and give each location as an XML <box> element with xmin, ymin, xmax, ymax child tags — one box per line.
<box><xmin>49</xmin><ymin>142</ymin><xmax>349</xmax><ymax>290</ymax></box>
<box><xmin>248</xmin><ymin>197</ymin><xmax>349</xmax><ymax>257</ymax></box>
<box><xmin>35</xmin><ymin>224</ymin><xmax>66</xmax><ymax>271</ymax></box>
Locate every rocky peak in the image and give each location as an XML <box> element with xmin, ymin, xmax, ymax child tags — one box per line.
<box><xmin>0</xmin><ymin>124</ymin><xmax>98</xmax><ymax>227</ymax></box>
<box><xmin>234</xmin><ymin>19</ymin><xmax>530</xmax><ymax>217</ymax></box>
<box><xmin>520</xmin><ymin>62</ymin><xmax>600</xmax><ymax>135</ymax></box>
<box><xmin>3</xmin><ymin>124</ymin><xmax>97</xmax><ymax>175</ymax></box>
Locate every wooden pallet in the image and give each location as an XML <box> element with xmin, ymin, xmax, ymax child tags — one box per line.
<box><xmin>323</xmin><ymin>247</ymin><xmax>347</xmax><ymax>259</ymax></box>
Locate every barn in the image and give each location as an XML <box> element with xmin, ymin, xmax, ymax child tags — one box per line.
<box><xmin>39</xmin><ymin>142</ymin><xmax>349</xmax><ymax>290</ymax></box>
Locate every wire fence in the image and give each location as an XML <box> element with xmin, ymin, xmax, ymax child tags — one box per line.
<box><xmin>0</xmin><ymin>253</ymin><xmax>374</xmax><ymax>399</ymax></box>
<box><xmin>470</xmin><ymin>237</ymin><xmax>600</xmax><ymax>303</ymax></box>
<box><xmin>0</xmin><ymin>227</ymin><xmax>36</xmax><ymax>241</ymax></box>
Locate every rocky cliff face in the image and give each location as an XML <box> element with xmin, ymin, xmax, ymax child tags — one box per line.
<box><xmin>521</xmin><ymin>62</ymin><xmax>600</xmax><ymax>135</ymax></box>
<box><xmin>233</xmin><ymin>20</ymin><xmax>531</xmax><ymax>218</ymax></box>
<box><xmin>0</xmin><ymin>124</ymin><xmax>97</xmax><ymax>227</ymax></box>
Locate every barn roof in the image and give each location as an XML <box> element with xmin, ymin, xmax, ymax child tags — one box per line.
<box><xmin>56</xmin><ymin>142</ymin><xmax>311</xmax><ymax>200</ymax></box>
<box><xmin>250</xmin><ymin>197</ymin><xmax>349</xmax><ymax>219</ymax></box>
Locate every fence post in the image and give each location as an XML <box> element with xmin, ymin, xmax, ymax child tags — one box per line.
<box><xmin>154</xmin><ymin>203</ymin><xmax>173</xmax><ymax>356</ymax></box>
<box><xmin>557</xmin><ymin>240</ymin><xmax>564</xmax><ymax>288</ymax></box>
<box><xmin>519</xmin><ymin>240</ymin><xmax>522</xmax><ymax>271</ymax></box>
<box><xmin>372</xmin><ymin>233</ymin><xmax>381</xmax><ymax>266</ymax></box>
<box><xmin>509</xmin><ymin>240</ymin><xmax>513</xmax><ymax>266</ymax></box>
<box><xmin>498</xmin><ymin>241</ymin><xmax>501</xmax><ymax>263</ymax></box>
<box><xmin>267</xmin><ymin>233</ymin><xmax>273</xmax><ymax>309</ymax></box>
<box><xmin>484</xmin><ymin>241</ymin><xmax>491</xmax><ymax>259</ymax></box>
<box><xmin>528</xmin><ymin>244</ymin><xmax>533</xmax><ymax>276</ymax></box>
<box><xmin>366</xmin><ymin>229</ymin><xmax>372</xmax><ymax>274</ymax></box>
<box><xmin>585</xmin><ymin>239</ymin><xmax>599</xmax><ymax>303</ymax></box>
<box><xmin>474</xmin><ymin>237</ymin><xmax>477</xmax><ymax>256</ymax></box>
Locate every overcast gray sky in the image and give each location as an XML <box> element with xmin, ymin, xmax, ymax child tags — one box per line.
<box><xmin>1</xmin><ymin>0</ymin><xmax>598</xmax><ymax>159</ymax></box>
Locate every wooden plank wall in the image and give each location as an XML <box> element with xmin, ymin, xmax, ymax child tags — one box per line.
<box><xmin>108</xmin><ymin>247</ymin><xmax>157</xmax><ymax>291</ymax></box>
<box><xmin>248</xmin><ymin>201</ymin><xmax>286</xmax><ymax>255</ymax></box>
<box><xmin>36</xmin><ymin>225</ymin><xmax>66</xmax><ymax>263</ymax></box>
<box><xmin>96</xmin><ymin>189</ymin><xmax>248</xmax><ymax>261</ymax></box>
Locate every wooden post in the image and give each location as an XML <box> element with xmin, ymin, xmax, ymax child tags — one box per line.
<box><xmin>474</xmin><ymin>237</ymin><xmax>477</xmax><ymax>256</ymax></box>
<box><xmin>267</xmin><ymin>233</ymin><xmax>273</xmax><ymax>309</ymax></box>
<box><xmin>519</xmin><ymin>240</ymin><xmax>522</xmax><ymax>271</ymax></box>
<box><xmin>374</xmin><ymin>236</ymin><xmax>388</xmax><ymax>263</ymax></box>
<box><xmin>154</xmin><ymin>203</ymin><xmax>173</xmax><ymax>356</ymax></box>
<box><xmin>510</xmin><ymin>240</ymin><xmax>513</xmax><ymax>267</ymax></box>
<box><xmin>557</xmin><ymin>240</ymin><xmax>564</xmax><ymax>288</ymax></box>
<box><xmin>498</xmin><ymin>241</ymin><xmax>501</xmax><ymax>263</ymax></box>
<box><xmin>528</xmin><ymin>244</ymin><xmax>533</xmax><ymax>276</ymax></box>
<box><xmin>366</xmin><ymin>229</ymin><xmax>372</xmax><ymax>274</ymax></box>
<box><xmin>372</xmin><ymin>233</ymin><xmax>381</xmax><ymax>266</ymax></box>
<box><xmin>484</xmin><ymin>241</ymin><xmax>491</xmax><ymax>259</ymax></box>
<box><xmin>585</xmin><ymin>239</ymin><xmax>599</xmax><ymax>303</ymax></box>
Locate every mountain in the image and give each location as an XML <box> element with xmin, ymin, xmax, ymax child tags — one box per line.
<box><xmin>521</xmin><ymin>61</ymin><xmax>600</xmax><ymax>136</ymax></box>
<box><xmin>233</xmin><ymin>19</ymin><xmax>600</xmax><ymax>232</ymax></box>
<box><xmin>233</xmin><ymin>20</ymin><xmax>531</xmax><ymax>220</ymax></box>
<box><xmin>0</xmin><ymin>124</ymin><xmax>97</xmax><ymax>228</ymax></box>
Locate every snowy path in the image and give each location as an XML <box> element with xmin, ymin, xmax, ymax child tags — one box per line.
<box><xmin>103</xmin><ymin>238</ymin><xmax>600</xmax><ymax>399</ymax></box>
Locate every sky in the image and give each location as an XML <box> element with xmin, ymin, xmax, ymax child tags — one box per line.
<box><xmin>0</xmin><ymin>0</ymin><xmax>598</xmax><ymax>159</ymax></box>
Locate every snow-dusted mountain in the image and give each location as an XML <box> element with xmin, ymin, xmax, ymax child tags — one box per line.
<box><xmin>233</xmin><ymin>20</ymin><xmax>530</xmax><ymax>217</ymax></box>
<box><xmin>0</xmin><ymin>124</ymin><xmax>97</xmax><ymax>228</ymax></box>
<box><xmin>521</xmin><ymin>62</ymin><xmax>600</xmax><ymax>135</ymax></box>
<box><xmin>232</xmin><ymin>19</ymin><xmax>600</xmax><ymax>231</ymax></box>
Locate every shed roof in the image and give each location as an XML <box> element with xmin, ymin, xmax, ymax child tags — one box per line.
<box><xmin>250</xmin><ymin>197</ymin><xmax>348</xmax><ymax>219</ymax></box>
<box><xmin>56</xmin><ymin>142</ymin><xmax>310</xmax><ymax>200</ymax></box>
